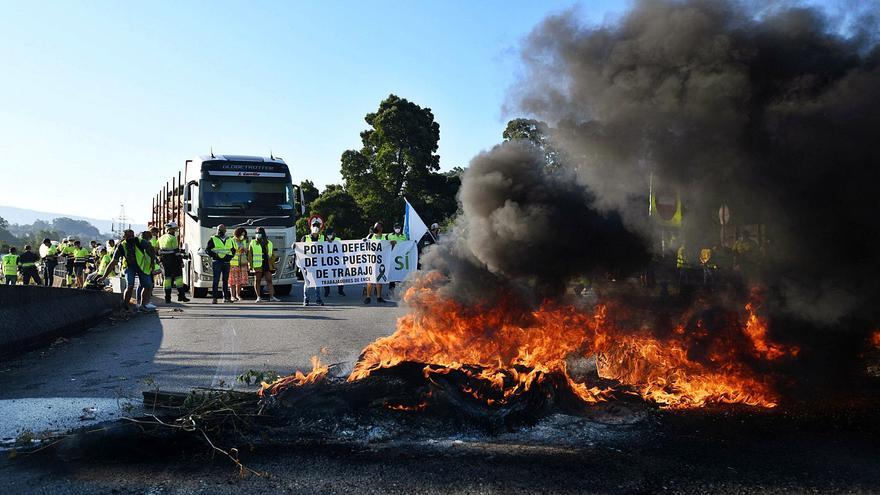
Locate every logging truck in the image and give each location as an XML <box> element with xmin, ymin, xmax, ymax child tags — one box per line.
<box><xmin>150</xmin><ymin>154</ymin><xmax>306</xmax><ymax>297</ymax></box>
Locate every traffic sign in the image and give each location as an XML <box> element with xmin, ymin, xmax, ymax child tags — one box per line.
<box><xmin>308</xmin><ymin>214</ymin><xmax>325</xmax><ymax>231</ymax></box>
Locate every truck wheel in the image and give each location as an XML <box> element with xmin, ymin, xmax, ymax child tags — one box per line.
<box><xmin>190</xmin><ymin>268</ymin><xmax>208</xmax><ymax>298</ymax></box>
<box><xmin>274</xmin><ymin>284</ymin><xmax>292</xmax><ymax>296</ymax></box>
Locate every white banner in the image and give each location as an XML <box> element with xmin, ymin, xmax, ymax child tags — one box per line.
<box><xmin>294</xmin><ymin>239</ymin><xmax>418</xmax><ymax>288</ymax></box>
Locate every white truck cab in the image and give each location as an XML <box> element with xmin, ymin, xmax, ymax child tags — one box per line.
<box><xmin>179</xmin><ymin>154</ymin><xmax>304</xmax><ymax>297</ymax></box>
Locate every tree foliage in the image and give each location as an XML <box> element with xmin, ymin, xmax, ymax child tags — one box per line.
<box><xmin>295</xmin><ymin>185</ymin><xmax>365</xmax><ymax>240</ymax></box>
<box><xmin>503</xmin><ymin>118</ymin><xmax>560</xmax><ymax>168</ymax></box>
<box><xmin>311</xmin><ymin>185</ymin><xmax>365</xmax><ymax>239</ymax></box>
<box><xmin>342</xmin><ymin>94</ymin><xmax>457</xmax><ymax>227</ymax></box>
<box><xmin>50</xmin><ymin>217</ymin><xmax>100</xmax><ymax>239</ymax></box>
<box><xmin>18</xmin><ymin>229</ymin><xmax>61</xmax><ymax>249</ymax></box>
<box><xmin>299</xmin><ymin>180</ymin><xmax>320</xmax><ymax>208</ymax></box>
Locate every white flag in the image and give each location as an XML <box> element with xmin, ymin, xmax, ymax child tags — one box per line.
<box><xmin>403</xmin><ymin>197</ymin><xmax>430</xmax><ymax>243</ymax></box>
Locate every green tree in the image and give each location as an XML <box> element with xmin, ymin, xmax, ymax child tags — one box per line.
<box><xmin>503</xmin><ymin>118</ymin><xmax>559</xmax><ymax>168</ymax></box>
<box><xmin>0</xmin><ymin>216</ymin><xmax>8</xmax><ymax>230</ymax></box>
<box><xmin>341</xmin><ymin>94</ymin><xmax>441</xmax><ymax>226</ymax></box>
<box><xmin>51</xmin><ymin>217</ymin><xmax>99</xmax><ymax>239</ymax></box>
<box><xmin>299</xmin><ymin>180</ymin><xmax>320</xmax><ymax>208</ymax></box>
<box><xmin>20</xmin><ymin>229</ymin><xmax>61</xmax><ymax>248</ymax></box>
<box><xmin>295</xmin><ymin>185</ymin><xmax>365</xmax><ymax>239</ymax></box>
<box><xmin>312</xmin><ymin>185</ymin><xmax>365</xmax><ymax>239</ymax></box>
<box><xmin>414</xmin><ymin>167</ymin><xmax>463</xmax><ymax>227</ymax></box>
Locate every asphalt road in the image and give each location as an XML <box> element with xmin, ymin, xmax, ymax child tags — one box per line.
<box><xmin>1</xmin><ymin>284</ymin><xmax>879</xmax><ymax>494</ymax></box>
<box><xmin>0</xmin><ymin>283</ymin><xmax>404</xmax><ymax>437</ymax></box>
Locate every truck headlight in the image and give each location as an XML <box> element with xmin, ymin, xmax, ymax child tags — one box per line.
<box><xmin>201</xmin><ymin>256</ymin><xmax>212</xmax><ymax>272</ymax></box>
<box><xmin>286</xmin><ymin>255</ymin><xmax>296</xmax><ymax>269</ymax></box>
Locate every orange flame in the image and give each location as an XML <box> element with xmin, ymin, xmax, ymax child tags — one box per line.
<box><xmin>345</xmin><ymin>272</ymin><xmax>791</xmax><ymax>409</ymax></box>
<box><xmin>266</xmin><ymin>272</ymin><xmax>796</xmax><ymax>410</ymax></box>
<box><xmin>259</xmin><ymin>356</ymin><xmax>328</xmax><ymax>397</ymax></box>
<box><xmin>743</xmin><ymin>288</ymin><xmax>799</xmax><ymax>360</ymax></box>
<box><xmin>871</xmin><ymin>330</ymin><xmax>880</xmax><ymax>349</ymax></box>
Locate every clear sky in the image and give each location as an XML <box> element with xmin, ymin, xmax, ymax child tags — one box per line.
<box><xmin>0</xmin><ymin>0</ymin><xmax>630</xmax><ymax>223</ymax></box>
<box><xmin>1</xmin><ymin>1</ymin><xmax>847</xmax><ymax>224</ymax></box>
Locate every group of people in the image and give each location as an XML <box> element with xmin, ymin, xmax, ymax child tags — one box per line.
<box><xmin>638</xmin><ymin>231</ymin><xmax>763</xmax><ymax>297</ymax></box>
<box><xmin>203</xmin><ymin>224</ymin><xmax>281</xmax><ymax>305</ymax></box>
<box><xmin>1</xmin><ymin>236</ymin><xmax>118</xmax><ymax>288</ymax></box>
<box><xmin>2</xmin><ymin>218</ymin><xmax>443</xmax><ymax>312</ymax></box>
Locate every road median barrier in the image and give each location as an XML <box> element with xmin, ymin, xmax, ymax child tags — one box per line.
<box><xmin>0</xmin><ymin>286</ymin><xmax>120</xmax><ymax>357</ymax></box>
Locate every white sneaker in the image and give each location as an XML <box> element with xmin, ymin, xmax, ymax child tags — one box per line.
<box><xmin>255</xmin><ymin>297</ymin><xmax>263</xmax><ymax>302</ymax></box>
<box><xmin>270</xmin><ymin>296</ymin><xmax>281</xmax><ymax>302</ymax></box>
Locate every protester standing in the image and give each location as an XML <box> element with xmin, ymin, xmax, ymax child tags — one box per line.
<box><xmin>385</xmin><ymin>223</ymin><xmax>408</xmax><ymax>297</ymax></box>
<box><xmin>364</xmin><ymin>222</ymin><xmax>387</xmax><ymax>304</ymax></box>
<box><xmin>39</xmin><ymin>238</ymin><xmax>58</xmax><ymax>287</ymax></box>
<box><xmin>89</xmin><ymin>240</ymin><xmax>99</xmax><ymax>271</ymax></box>
<box><xmin>135</xmin><ymin>231</ymin><xmax>156</xmax><ymax>303</ymax></box>
<box><xmin>2</xmin><ymin>247</ymin><xmax>19</xmax><ymax>285</ymax></box>
<box><xmin>206</xmin><ymin>224</ymin><xmax>234</xmax><ymax>304</ymax></box>
<box><xmin>158</xmin><ymin>221</ymin><xmax>189</xmax><ymax>303</ymax></box>
<box><xmin>229</xmin><ymin>227</ymin><xmax>249</xmax><ymax>302</ymax></box>
<box><xmin>249</xmin><ymin>227</ymin><xmax>279</xmax><ymax>302</ymax></box>
<box><xmin>322</xmin><ymin>227</ymin><xmax>345</xmax><ymax>299</ymax></box>
<box><xmin>99</xmin><ymin>229</ymin><xmax>156</xmax><ymax>311</ymax></box>
<box><xmin>19</xmin><ymin>245</ymin><xmax>42</xmax><ymax>286</ymax></box>
<box><xmin>72</xmin><ymin>240</ymin><xmax>91</xmax><ymax>289</ymax></box>
<box><xmin>61</xmin><ymin>237</ymin><xmax>77</xmax><ymax>287</ymax></box>
<box><xmin>301</xmin><ymin>219</ymin><xmax>325</xmax><ymax>306</ymax></box>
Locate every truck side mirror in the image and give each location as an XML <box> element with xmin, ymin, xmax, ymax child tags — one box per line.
<box><xmin>184</xmin><ymin>180</ymin><xmax>198</xmax><ymax>220</ymax></box>
<box><xmin>293</xmin><ymin>185</ymin><xmax>306</xmax><ymax>216</ymax></box>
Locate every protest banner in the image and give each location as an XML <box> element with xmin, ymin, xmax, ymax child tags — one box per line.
<box><xmin>294</xmin><ymin>239</ymin><xmax>418</xmax><ymax>288</ymax></box>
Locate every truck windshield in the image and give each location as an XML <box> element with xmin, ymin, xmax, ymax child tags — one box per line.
<box><xmin>201</xmin><ymin>179</ymin><xmax>294</xmax><ymax>214</ymax></box>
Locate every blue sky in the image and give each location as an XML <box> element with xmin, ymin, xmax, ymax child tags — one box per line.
<box><xmin>0</xmin><ymin>0</ymin><xmax>629</xmax><ymax>223</ymax></box>
<box><xmin>1</xmin><ymin>1</ymin><xmax>848</xmax><ymax>224</ymax></box>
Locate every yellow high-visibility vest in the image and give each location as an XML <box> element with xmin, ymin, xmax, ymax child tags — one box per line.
<box><xmin>249</xmin><ymin>240</ymin><xmax>274</xmax><ymax>269</ymax></box>
<box><xmin>2</xmin><ymin>254</ymin><xmax>19</xmax><ymax>276</ymax></box>
<box><xmin>209</xmin><ymin>236</ymin><xmax>234</xmax><ymax>258</ymax></box>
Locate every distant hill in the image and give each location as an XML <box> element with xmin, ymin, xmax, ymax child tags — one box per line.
<box><xmin>0</xmin><ymin>227</ymin><xmax>19</xmax><ymax>244</ymax></box>
<box><xmin>0</xmin><ymin>205</ymin><xmax>146</xmax><ymax>234</ymax></box>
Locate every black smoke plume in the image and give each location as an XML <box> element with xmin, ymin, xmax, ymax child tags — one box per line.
<box><xmin>422</xmin><ymin>140</ymin><xmax>648</xmax><ymax>303</ymax></box>
<box><xmin>503</xmin><ymin>0</ymin><xmax>880</xmax><ymax>325</ymax></box>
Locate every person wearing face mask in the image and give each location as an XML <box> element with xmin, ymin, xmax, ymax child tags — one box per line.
<box><xmin>322</xmin><ymin>227</ymin><xmax>346</xmax><ymax>299</ymax></box>
<box><xmin>158</xmin><ymin>221</ymin><xmax>189</xmax><ymax>303</ymax></box>
<box><xmin>385</xmin><ymin>224</ymin><xmax>408</xmax><ymax>297</ymax></box>
<box><xmin>363</xmin><ymin>221</ymin><xmax>387</xmax><ymax>304</ymax></box>
<box><xmin>249</xmin><ymin>226</ymin><xmax>280</xmax><ymax>302</ymax></box>
<box><xmin>301</xmin><ymin>219</ymin><xmax>325</xmax><ymax>306</ymax></box>
<box><xmin>229</xmin><ymin>227</ymin><xmax>249</xmax><ymax>302</ymax></box>
<box><xmin>206</xmin><ymin>224</ymin><xmax>234</xmax><ymax>304</ymax></box>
